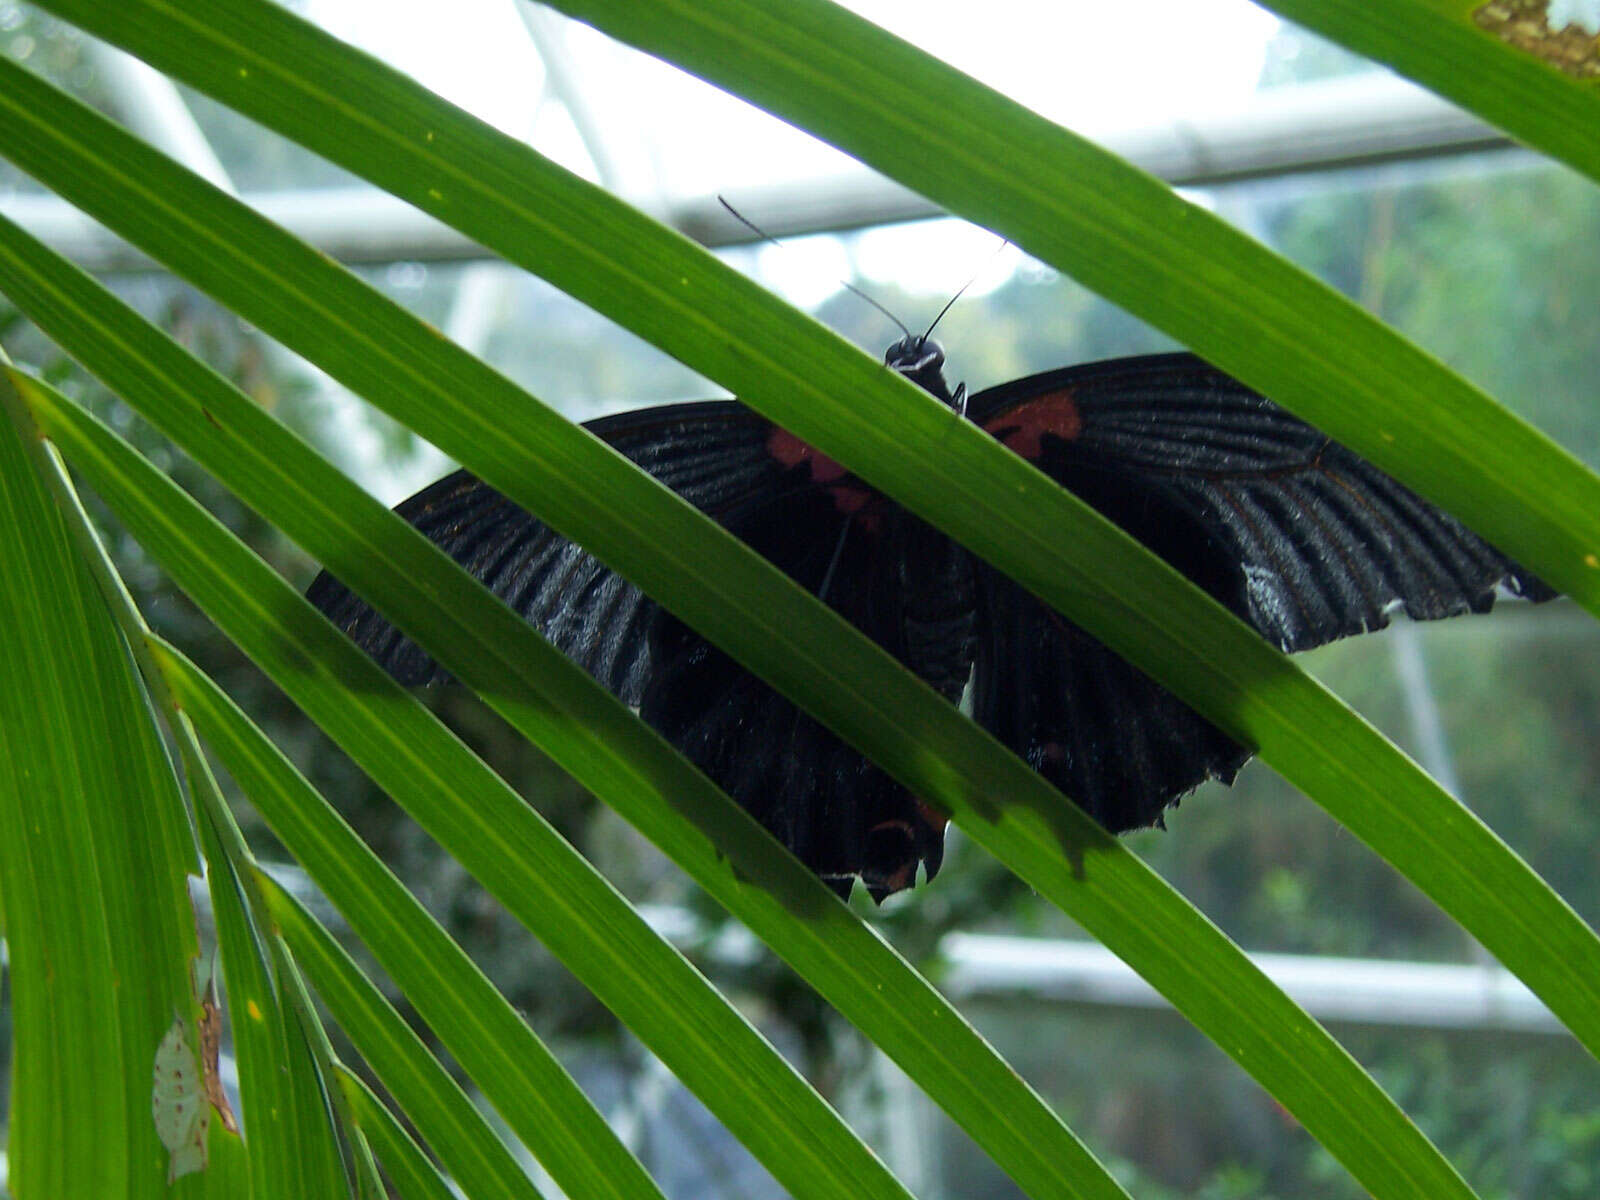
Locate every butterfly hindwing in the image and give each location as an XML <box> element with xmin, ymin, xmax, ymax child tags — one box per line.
<box><xmin>639</xmin><ymin>466</ymin><xmax>960</xmax><ymax>896</ymax></box>
<box><xmin>971</xmin><ymin>567</ymin><xmax>1252</xmax><ymax>833</ymax></box>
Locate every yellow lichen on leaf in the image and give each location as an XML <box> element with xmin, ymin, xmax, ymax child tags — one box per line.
<box><xmin>1475</xmin><ymin>0</ymin><xmax>1600</xmax><ymax>76</ymax></box>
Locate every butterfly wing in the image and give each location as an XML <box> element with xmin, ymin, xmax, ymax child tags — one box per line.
<box><xmin>638</xmin><ymin>482</ymin><xmax>968</xmax><ymax>899</ymax></box>
<box><xmin>308</xmin><ymin>400</ymin><xmax>952</xmax><ymax>897</ymax></box>
<box><xmin>308</xmin><ymin>401</ymin><xmax>792</xmax><ymax>697</ymax></box>
<box><xmin>968</xmin><ymin>351</ymin><xmax>1554</xmax><ymax>832</ymax></box>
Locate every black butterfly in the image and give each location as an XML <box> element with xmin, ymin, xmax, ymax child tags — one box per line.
<box><xmin>309</xmin><ymin>342</ymin><xmax>1554</xmax><ymax>901</ymax></box>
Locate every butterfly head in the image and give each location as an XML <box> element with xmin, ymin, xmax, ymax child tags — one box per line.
<box><xmin>884</xmin><ymin>335</ymin><xmax>967</xmax><ymax>413</ymax></box>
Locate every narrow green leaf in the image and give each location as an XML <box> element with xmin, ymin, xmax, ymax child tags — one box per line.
<box><xmin>270</xmin><ymin>934</ymin><xmax>386</xmax><ymax>1200</ymax></box>
<box><xmin>12</xmin><ymin>381</ymin><xmax>913</xmax><ymax>1200</ymax></box>
<box><xmin>13</xmin><ymin>260</ymin><xmax>1485</xmax><ymax>1200</ymax></box>
<box><xmin>0</xmin><ymin>370</ymin><xmax>197</xmax><ymax>1197</ymax></box>
<box><xmin>154</xmin><ymin>637</ymin><xmax>631</xmax><ymax>1200</ymax></box>
<box><xmin>195</xmin><ymin>780</ymin><xmax>348</xmax><ymax>1197</ymax></box>
<box><xmin>273</xmin><ymin>957</ymin><xmax>358</xmax><ymax>1198</ymax></box>
<box><xmin>22</xmin><ymin>397</ymin><xmax>350</xmax><ymax>1199</ymax></box>
<box><xmin>194</xmin><ymin>1127</ymin><xmax>253</xmax><ymax>1198</ymax></box>
<box><xmin>254</xmin><ymin>869</ymin><xmax>551</xmax><ymax>1200</ymax></box>
<box><xmin>1257</xmin><ymin>0</ymin><xmax>1600</xmax><ymax>186</ymax></box>
<box><xmin>335</xmin><ymin>1067</ymin><xmax>458</xmax><ymax>1200</ymax></box>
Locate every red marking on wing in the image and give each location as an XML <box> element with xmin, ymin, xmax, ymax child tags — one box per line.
<box><xmin>875</xmin><ymin>858</ymin><xmax>918</xmax><ymax>896</ymax></box>
<box><xmin>767</xmin><ymin>427</ymin><xmax>849</xmax><ymax>482</ymax></box>
<box><xmin>865</xmin><ymin>819</ymin><xmax>920</xmax><ymax>895</ymax></box>
<box><xmin>913</xmin><ymin>799</ymin><xmax>949</xmax><ymax>837</ymax></box>
<box><xmin>989</xmin><ymin>389</ymin><xmax>1082</xmax><ymax>459</ymax></box>
<box><xmin>767</xmin><ymin>426</ymin><xmax>875</xmax><ymax>516</ymax></box>
<box><xmin>833</xmin><ymin>486</ymin><xmax>874</xmax><ymax>515</ymax></box>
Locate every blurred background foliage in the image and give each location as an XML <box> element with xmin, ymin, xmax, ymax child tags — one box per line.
<box><xmin>2</xmin><ymin>5</ymin><xmax>1597</xmax><ymax>1197</ymax></box>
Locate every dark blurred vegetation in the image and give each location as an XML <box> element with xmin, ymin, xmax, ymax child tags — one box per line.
<box><xmin>2</xmin><ymin>13</ymin><xmax>1597</xmax><ymax>1199</ymax></box>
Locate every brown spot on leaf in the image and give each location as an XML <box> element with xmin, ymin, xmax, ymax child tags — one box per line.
<box><xmin>199</xmin><ymin>981</ymin><xmax>239</xmax><ymax>1133</ymax></box>
<box><xmin>1474</xmin><ymin>0</ymin><xmax>1600</xmax><ymax>76</ymax></box>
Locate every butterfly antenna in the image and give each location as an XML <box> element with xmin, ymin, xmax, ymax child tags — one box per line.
<box><xmin>921</xmin><ymin>238</ymin><xmax>1011</xmax><ymax>342</ymax></box>
<box><xmin>718</xmin><ymin>194</ymin><xmax>787</xmax><ymax>252</ymax></box>
<box><xmin>718</xmin><ymin>196</ymin><xmax>912</xmax><ymax>341</ymax></box>
<box><xmin>841</xmin><ymin>281</ymin><xmax>911</xmax><ymax>340</ymax></box>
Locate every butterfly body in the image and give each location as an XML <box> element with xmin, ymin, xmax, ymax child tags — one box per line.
<box><xmin>309</xmin><ymin>345</ymin><xmax>1553</xmax><ymax>900</ymax></box>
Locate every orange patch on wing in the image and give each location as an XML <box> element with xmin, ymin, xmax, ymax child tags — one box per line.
<box><xmin>767</xmin><ymin>426</ymin><xmax>874</xmax><ymax>515</ymax></box>
<box><xmin>994</xmin><ymin>389</ymin><xmax>1082</xmax><ymax>458</ymax></box>
<box><xmin>913</xmin><ymin>799</ymin><xmax>949</xmax><ymax>836</ymax></box>
<box><xmin>767</xmin><ymin>427</ymin><xmax>849</xmax><ymax>482</ymax></box>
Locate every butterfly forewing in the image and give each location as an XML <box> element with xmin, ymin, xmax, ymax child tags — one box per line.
<box><xmin>972</xmin><ymin>352</ymin><xmax>1552</xmax><ymax>651</ymax></box>
<box><xmin>308</xmin><ymin>401</ymin><xmax>789</xmax><ymax>693</ymax></box>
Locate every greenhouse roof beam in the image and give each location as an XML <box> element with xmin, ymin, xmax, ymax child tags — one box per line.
<box><xmin>6</xmin><ymin>71</ymin><xmax>1514</xmax><ymax>273</ymax></box>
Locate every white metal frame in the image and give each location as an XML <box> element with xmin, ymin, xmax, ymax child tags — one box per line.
<box><xmin>7</xmin><ymin>68</ymin><xmax>1514</xmax><ymax>270</ymax></box>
